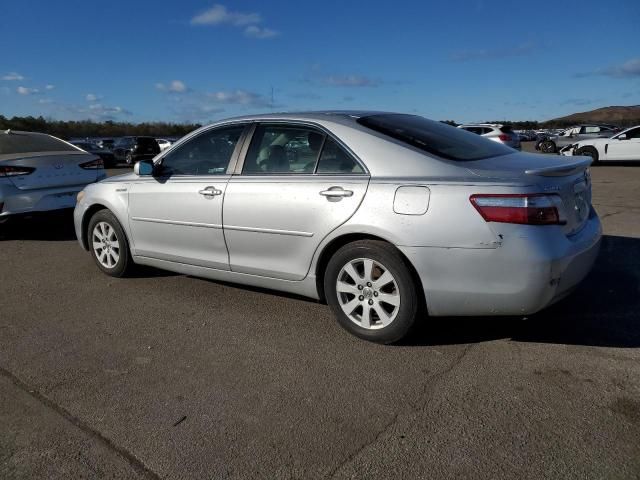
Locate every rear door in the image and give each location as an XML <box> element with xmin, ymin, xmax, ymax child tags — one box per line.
<box><xmin>128</xmin><ymin>124</ymin><xmax>247</xmax><ymax>269</ymax></box>
<box><xmin>223</xmin><ymin>123</ymin><xmax>369</xmax><ymax>280</ymax></box>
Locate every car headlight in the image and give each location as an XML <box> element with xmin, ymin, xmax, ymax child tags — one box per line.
<box><xmin>77</xmin><ymin>190</ymin><xmax>85</xmax><ymax>203</ymax></box>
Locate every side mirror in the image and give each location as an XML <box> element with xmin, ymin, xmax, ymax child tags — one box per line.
<box><xmin>134</xmin><ymin>161</ymin><xmax>153</xmax><ymax>176</ymax></box>
<box><xmin>618</xmin><ymin>134</ymin><xmax>628</xmax><ymax>140</ymax></box>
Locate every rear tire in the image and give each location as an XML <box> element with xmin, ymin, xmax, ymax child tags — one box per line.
<box><xmin>540</xmin><ymin>140</ymin><xmax>556</xmax><ymax>154</ymax></box>
<box><xmin>324</xmin><ymin>240</ymin><xmax>420</xmax><ymax>344</ymax></box>
<box><xmin>87</xmin><ymin>210</ymin><xmax>133</xmax><ymax>277</ymax></box>
<box><xmin>576</xmin><ymin>146</ymin><xmax>599</xmax><ymax>164</ymax></box>
<box><xmin>125</xmin><ymin>151</ymin><xmax>133</xmax><ymax>165</ymax></box>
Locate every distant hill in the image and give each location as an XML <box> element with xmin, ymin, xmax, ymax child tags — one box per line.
<box><xmin>548</xmin><ymin>105</ymin><xmax>640</xmax><ymax>127</ymax></box>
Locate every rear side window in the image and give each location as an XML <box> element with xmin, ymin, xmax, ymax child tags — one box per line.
<box><xmin>0</xmin><ymin>132</ymin><xmax>78</xmax><ymax>155</ymax></box>
<box><xmin>358</xmin><ymin>114</ymin><xmax>512</xmax><ymax>161</ymax></box>
<box><xmin>316</xmin><ymin>138</ymin><xmax>364</xmax><ymax>174</ymax></box>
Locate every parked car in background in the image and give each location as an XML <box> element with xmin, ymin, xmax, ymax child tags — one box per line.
<box><xmin>156</xmin><ymin>138</ymin><xmax>172</xmax><ymax>151</ymax></box>
<box><xmin>560</xmin><ymin>125</ymin><xmax>640</xmax><ymax>163</ymax></box>
<box><xmin>112</xmin><ymin>136</ymin><xmax>160</xmax><ymax>165</ymax></box>
<box><xmin>74</xmin><ymin>111</ymin><xmax>600</xmax><ymax>344</ymax></box>
<box><xmin>96</xmin><ymin>138</ymin><xmax>115</xmax><ymax>150</ymax></box>
<box><xmin>71</xmin><ymin>141</ymin><xmax>117</xmax><ymax>168</ymax></box>
<box><xmin>457</xmin><ymin>123</ymin><xmax>521</xmax><ymax>150</ymax></box>
<box><xmin>0</xmin><ymin>130</ymin><xmax>105</xmax><ymax>223</ymax></box>
<box><xmin>536</xmin><ymin>124</ymin><xmax>619</xmax><ymax>153</ymax></box>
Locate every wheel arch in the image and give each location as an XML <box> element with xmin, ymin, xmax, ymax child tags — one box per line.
<box><xmin>314</xmin><ymin>233</ymin><xmax>426</xmax><ymax>310</ymax></box>
<box><xmin>81</xmin><ymin>204</ymin><xmax>132</xmax><ymax>252</ymax></box>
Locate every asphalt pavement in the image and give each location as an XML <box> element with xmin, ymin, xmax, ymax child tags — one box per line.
<box><xmin>1</xmin><ymin>151</ymin><xmax>639</xmax><ymax>479</ymax></box>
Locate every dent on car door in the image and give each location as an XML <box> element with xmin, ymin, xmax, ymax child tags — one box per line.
<box><xmin>127</xmin><ymin>125</ymin><xmax>247</xmax><ymax>269</ymax></box>
<box><xmin>223</xmin><ymin>123</ymin><xmax>369</xmax><ymax>280</ymax></box>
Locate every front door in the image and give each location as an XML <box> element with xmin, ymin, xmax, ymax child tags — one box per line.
<box><xmin>128</xmin><ymin>125</ymin><xmax>247</xmax><ymax>269</ymax></box>
<box><xmin>223</xmin><ymin>123</ymin><xmax>369</xmax><ymax>280</ymax></box>
<box><xmin>605</xmin><ymin>127</ymin><xmax>640</xmax><ymax>161</ymax></box>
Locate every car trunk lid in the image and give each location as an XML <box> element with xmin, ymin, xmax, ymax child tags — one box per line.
<box><xmin>0</xmin><ymin>151</ymin><xmax>101</xmax><ymax>190</ymax></box>
<box><xmin>466</xmin><ymin>152</ymin><xmax>593</xmax><ymax>235</ymax></box>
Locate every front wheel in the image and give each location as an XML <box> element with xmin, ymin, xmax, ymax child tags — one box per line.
<box><xmin>540</xmin><ymin>140</ymin><xmax>556</xmax><ymax>154</ymax></box>
<box><xmin>125</xmin><ymin>151</ymin><xmax>133</xmax><ymax>165</ymax></box>
<box><xmin>324</xmin><ymin>240</ymin><xmax>420</xmax><ymax>344</ymax></box>
<box><xmin>576</xmin><ymin>146</ymin><xmax>599</xmax><ymax>164</ymax></box>
<box><xmin>87</xmin><ymin>209</ymin><xmax>133</xmax><ymax>277</ymax></box>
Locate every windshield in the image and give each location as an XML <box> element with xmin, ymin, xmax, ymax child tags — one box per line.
<box><xmin>0</xmin><ymin>132</ymin><xmax>78</xmax><ymax>155</ymax></box>
<box><xmin>357</xmin><ymin>114</ymin><xmax>513</xmax><ymax>161</ymax></box>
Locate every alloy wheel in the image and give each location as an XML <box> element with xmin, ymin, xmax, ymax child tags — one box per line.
<box><xmin>92</xmin><ymin>221</ymin><xmax>120</xmax><ymax>269</ymax></box>
<box><xmin>336</xmin><ymin>258</ymin><xmax>400</xmax><ymax>330</ymax></box>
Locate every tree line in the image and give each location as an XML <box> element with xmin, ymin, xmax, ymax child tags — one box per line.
<box><xmin>2</xmin><ymin>115</ymin><xmax>639</xmax><ymax>140</ymax></box>
<box><xmin>0</xmin><ymin>115</ymin><xmax>201</xmax><ymax>139</ymax></box>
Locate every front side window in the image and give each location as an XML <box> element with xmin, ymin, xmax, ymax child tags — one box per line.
<box><xmin>358</xmin><ymin>114</ymin><xmax>512</xmax><ymax>161</ymax></box>
<box><xmin>159</xmin><ymin>126</ymin><xmax>244</xmax><ymax>176</ymax></box>
<box><xmin>622</xmin><ymin>127</ymin><xmax>640</xmax><ymax>139</ymax></box>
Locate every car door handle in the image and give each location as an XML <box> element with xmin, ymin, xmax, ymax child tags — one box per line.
<box><xmin>198</xmin><ymin>186</ymin><xmax>222</xmax><ymax>197</ymax></box>
<box><xmin>320</xmin><ymin>188</ymin><xmax>353</xmax><ymax>198</ymax></box>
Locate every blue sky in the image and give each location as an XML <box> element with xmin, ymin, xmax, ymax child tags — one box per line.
<box><xmin>1</xmin><ymin>0</ymin><xmax>639</xmax><ymax>124</ymax></box>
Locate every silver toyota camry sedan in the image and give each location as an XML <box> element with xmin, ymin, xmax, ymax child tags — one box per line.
<box><xmin>1</xmin><ymin>130</ymin><xmax>105</xmax><ymax>222</ymax></box>
<box><xmin>74</xmin><ymin>112</ymin><xmax>602</xmax><ymax>343</ymax></box>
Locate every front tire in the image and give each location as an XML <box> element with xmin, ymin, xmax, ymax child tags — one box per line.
<box><xmin>324</xmin><ymin>240</ymin><xmax>420</xmax><ymax>344</ymax></box>
<box><xmin>576</xmin><ymin>146</ymin><xmax>599</xmax><ymax>164</ymax></box>
<box><xmin>125</xmin><ymin>151</ymin><xmax>133</xmax><ymax>165</ymax></box>
<box><xmin>87</xmin><ymin>210</ymin><xmax>133</xmax><ymax>277</ymax></box>
<box><xmin>540</xmin><ymin>140</ymin><xmax>556</xmax><ymax>154</ymax></box>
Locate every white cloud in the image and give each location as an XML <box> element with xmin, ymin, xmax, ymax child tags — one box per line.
<box><xmin>244</xmin><ymin>25</ymin><xmax>278</xmax><ymax>39</ymax></box>
<box><xmin>191</xmin><ymin>4</ymin><xmax>261</xmax><ymax>26</ymax></box>
<box><xmin>85</xmin><ymin>93</ymin><xmax>102</xmax><ymax>101</ymax></box>
<box><xmin>156</xmin><ymin>80</ymin><xmax>188</xmax><ymax>93</ymax></box>
<box><xmin>207</xmin><ymin>89</ymin><xmax>270</xmax><ymax>107</ymax></box>
<box><xmin>190</xmin><ymin>4</ymin><xmax>278</xmax><ymax>38</ymax></box>
<box><xmin>17</xmin><ymin>86</ymin><xmax>40</xmax><ymax>95</ymax></box>
<box><xmin>38</xmin><ymin>98</ymin><xmax>54</xmax><ymax>104</ymax></box>
<box><xmin>45</xmin><ymin>84</ymin><xmax>55</xmax><ymax>90</ymax></box>
<box><xmin>323</xmin><ymin>75</ymin><xmax>378</xmax><ymax>87</ymax></box>
<box><xmin>2</xmin><ymin>72</ymin><xmax>24</xmax><ymax>81</ymax></box>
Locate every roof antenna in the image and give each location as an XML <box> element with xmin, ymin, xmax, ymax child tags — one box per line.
<box><xmin>270</xmin><ymin>86</ymin><xmax>274</xmax><ymax>112</ymax></box>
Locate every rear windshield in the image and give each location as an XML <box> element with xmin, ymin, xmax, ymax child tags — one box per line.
<box><xmin>357</xmin><ymin>114</ymin><xmax>513</xmax><ymax>161</ymax></box>
<box><xmin>499</xmin><ymin>126</ymin><xmax>513</xmax><ymax>133</ymax></box>
<box><xmin>0</xmin><ymin>132</ymin><xmax>78</xmax><ymax>155</ymax></box>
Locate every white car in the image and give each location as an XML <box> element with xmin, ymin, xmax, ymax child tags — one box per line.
<box><xmin>561</xmin><ymin>125</ymin><xmax>640</xmax><ymax>163</ymax></box>
<box><xmin>457</xmin><ymin>124</ymin><xmax>521</xmax><ymax>150</ymax></box>
<box><xmin>156</xmin><ymin>138</ymin><xmax>172</xmax><ymax>151</ymax></box>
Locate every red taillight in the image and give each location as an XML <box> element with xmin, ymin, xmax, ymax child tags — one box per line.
<box><xmin>0</xmin><ymin>165</ymin><xmax>35</xmax><ymax>177</ymax></box>
<box><xmin>498</xmin><ymin>134</ymin><xmax>511</xmax><ymax>142</ymax></box>
<box><xmin>79</xmin><ymin>158</ymin><xmax>104</xmax><ymax>170</ymax></box>
<box><xmin>470</xmin><ymin>194</ymin><xmax>564</xmax><ymax>225</ymax></box>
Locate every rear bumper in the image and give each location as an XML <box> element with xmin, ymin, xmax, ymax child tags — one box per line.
<box><xmin>0</xmin><ymin>181</ymin><xmax>95</xmax><ymax>217</ymax></box>
<box><xmin>399</xmin><ymin>212</ymin><xmax>602</xmax><ymax>316</ymax></box>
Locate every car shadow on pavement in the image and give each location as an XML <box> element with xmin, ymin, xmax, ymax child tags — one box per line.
<box><xmin>408</xmin><ymin>235</ymin><xmax>640</xmax><ymax>349</ymax></box>
<box><xmin>0</xmin><ymin>209</ymin><xmax>77</xmax><ymax>241</ymax></box>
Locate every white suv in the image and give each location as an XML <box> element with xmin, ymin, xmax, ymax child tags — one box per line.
<box><xmin>458</xmin><ymin>123</ymin><xmax>521</xmax><ymax>150</ymax></box>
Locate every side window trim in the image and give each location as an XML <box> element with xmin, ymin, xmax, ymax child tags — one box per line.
<box><xmin>234</xmin><ymin>120</ymin><xmax>368</xmax><ymax>176</ymax></box>
<box><xmin>155</xmin><ymin>123</ymin><xmax>250</xmax><ymax>178</ymax></box>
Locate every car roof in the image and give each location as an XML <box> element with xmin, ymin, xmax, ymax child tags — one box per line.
<box><xmin>207</xmin><ymin>110</ymin><xmax>391</xmax><ymax>127</ymax></box>
<box><xmin>459</xmin><ymin>123</ymin><xmax>504</xmax><ymax>128</ymax></box>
